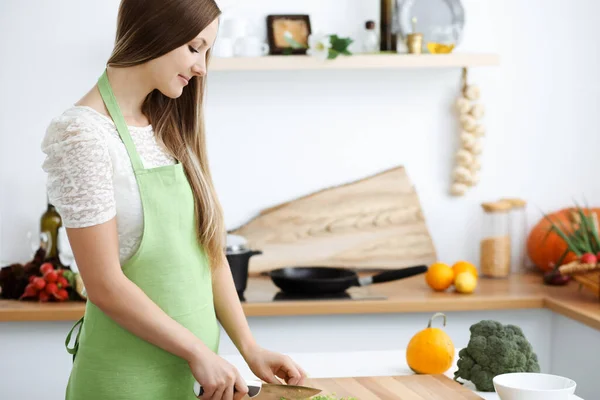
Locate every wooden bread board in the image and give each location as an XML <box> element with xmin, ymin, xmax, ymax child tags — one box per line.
<box><xmin>229</xmin><ymin>166</ymin><xmax>437</xmax><ymax>276</ymax></box>
<box><xmin>303</xmin><ymin>374</ymin><xmax>482</xmax><ymax>399</ymax></box>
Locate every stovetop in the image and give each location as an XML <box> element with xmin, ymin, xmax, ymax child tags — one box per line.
<box><xmin>240</xmin><ymin>288</ymin><xmax>387</xmax><ymax>303</ymax></box>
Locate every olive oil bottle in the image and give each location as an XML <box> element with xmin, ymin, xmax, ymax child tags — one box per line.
<box><xmin>379</xmin><ymin>0</ymin><xmax>397</xmax><ymax>52</ymax></box>
<box><xmin>40</xmin><ymin>201</ymin><xmax>62</xmax><ymax>259</ymax></box>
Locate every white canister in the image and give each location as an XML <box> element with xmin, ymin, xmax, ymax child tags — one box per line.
<box><xmin>220</xmin><ymin>17</ymin><xmax>249</xmax><ymax>39</ymax></box>
<box><xmin>212</xmin><ymin>36</ymin><xmax>235</xmax><ymax>58</ymax></box>
<box><xmin>234</xmin><ymin>36</ymin><xmax>269</xmax><ymax>57</ymax></box>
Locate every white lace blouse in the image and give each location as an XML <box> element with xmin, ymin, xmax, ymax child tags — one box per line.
<box><xmin>41</xmin><ymin>106</ymin><xmax>176</xmax><ymax>264</ymax></box>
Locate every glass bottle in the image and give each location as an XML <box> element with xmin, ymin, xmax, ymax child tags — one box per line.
<box><xmin>362</xmin><ymin>20</ymin><xmax>379</xmax><ymax>53</ymax></box>
<box><xmin>379</xmin><ymin>0</ymin><xmax>396</xmax><ymax>51</ymax></box>
<box><xmin>40</xmin><ymin>202</ymin><xmax>62</xmax><ymax>260</ymax></box>
<box><xmin>480</xmin><ymin>201</ymin><xmax>512</xmax><ymax>278</ymax></box>
<box><xmin>501</xmin><ymin>198</ymin><xmax>529</xmax><ymax>274</ymax></box>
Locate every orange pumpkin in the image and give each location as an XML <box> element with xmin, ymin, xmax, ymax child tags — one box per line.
<box><xmin>406</xmin><ymin>313</ymin><xmax>455</xmax><ymax>374</ymax></box>
<box><xmin>527</xmin><ymin>207</ymin><xmax>600</xmax><ymax>272</ymax></box>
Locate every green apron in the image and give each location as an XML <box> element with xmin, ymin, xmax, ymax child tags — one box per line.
<box><xmin>64</xmin><ymin>69</ymin><xmax>220</xmax><ymax>399</ymax></box>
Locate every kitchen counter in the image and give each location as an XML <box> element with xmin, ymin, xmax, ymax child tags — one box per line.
<box><xmin>2</xmin><ymin>272</ymin><xmax>599</xmax><ymax>399</ymax></box>
<box><xmin>1</xmin><ymin>272</ymin><xmax>599</xmax><ymax>329</ymax></box>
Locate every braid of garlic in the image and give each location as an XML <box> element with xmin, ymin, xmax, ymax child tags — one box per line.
<box><xmin>451</xmin><ymin>67</ymin><xmax>485</xmax><ymax>196</ymax></box>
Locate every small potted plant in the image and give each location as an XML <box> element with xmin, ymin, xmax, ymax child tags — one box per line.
<box><xmin>283</xmin><ymin>31</ymin><xmax>353</xmax><ymax>60</ymax></box>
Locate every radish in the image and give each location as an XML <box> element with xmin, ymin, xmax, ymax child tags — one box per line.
<box><xmin>580</xmin><ymin>253</ymin><xmax>597</xmax><ymax>264</ymax></box>
<box><xmin>40</xmin><ymin>262</ymin><xmax>54</xmax><ymax>275</ymax></box>
<box><xmin>39</xmin><ymin>291</ymin><xmax>50</xmax><ymax>302</ymax></box>
<box><xmin>57</xmin><ymin>276</ymin><xmax>69</xmax><ymax>289</ymax></box>
<box><xmin>45</xmin><ymin>283</ymin><xmax>58</xmax><ymax>296</ymax></box>
<box><xmin>54</xmin><ymin>289</ymin><xmax>69</xmax><ymax>302</ymax></box>
<box><xmin>19</xmin><ymin>284</ymin><xmax>38</xmax><ymax>300</ymax></box>
<box><xmin>32</xmin><ymin>277</ymin><xmax>46</xmax><ymax>290</ymax></box>
<box><xmin>44</xmin><ymin>270</ymin><xmax>58</xmax><ymax>283</ymax></box>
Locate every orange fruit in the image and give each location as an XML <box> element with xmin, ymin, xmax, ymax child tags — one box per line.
<box><xmin>452</xmin><ymin>260</ymin><xmax>478</xmax><ymax>281</ymax></box>
<box><xmin>425</xmin><ymin>262</ymin><xmax>454</xmax><ymax>291</ymax></box>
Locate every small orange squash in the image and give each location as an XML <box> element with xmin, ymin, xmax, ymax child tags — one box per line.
<box><xmin>527</xmin><ymin>207</ymin><xmax>600</xmax><ymax>272</ymax></box>
<box><xmin>406</xmin><ymin>313</ymin><xmax>455</xmax><ymax>374</ymax></box>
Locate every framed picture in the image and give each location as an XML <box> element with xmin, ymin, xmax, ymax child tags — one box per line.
<box><xmin>266</xmin><ymin>14</ymin><xmax>312</xmax><ymax>55</ymax></box>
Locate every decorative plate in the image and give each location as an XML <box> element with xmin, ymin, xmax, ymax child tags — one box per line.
<box><xmin>396</xmin><ymin>0</ymin><xmax>465</xmax><ymax>47</ymax></box>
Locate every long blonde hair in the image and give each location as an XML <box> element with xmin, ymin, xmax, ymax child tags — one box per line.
<box><xmin>107</xmin><ymin>0</ymin><xmax>225</xmax><ymax>271</ymax></box>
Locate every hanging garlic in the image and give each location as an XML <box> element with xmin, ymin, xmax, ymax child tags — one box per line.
<box><xmin>464</xmin><ymin>84</ymin><xmax>480</xmax><ymax>101</ymax></box>
<box><xmin>473</xmin><ymin>124</ymin><xmax>486</xmax><ymax>137</ymax></box>
<box><xmin>469</xmin><ymin>103</ymin><xmax>485</xmax><ymax>119</ymax></box>
<box><xmin>450</xmin><ymin>67</ymin><xmax>486</xmax><ymax>196</ymax></box>
<box><xmin>469</xmin><ymin>140</ymin><xmax>483</xmax><ymax>155</ymax></box>
<box><xmin>455</xmin><ymin>97</ymin><xmax>471</xmax><ymax>114</ymax></box>
<box><xmin>450</xmin><ymin>182</ymin><xmax>468</xmax><ymax>196</ymax></box>
<box><xmin>470</xmin><ymin>157</ymin><xmax>482</xmax><ymax>172</ymax></box>
<box><xmin>455</xmin><ymin>149</ymin><xmax>473</xmax><ymax>167</ymax></box>
<box><xmin>459</xmin><ymin>114</ymin><xmax>477</xmax><ymax>132</ymax></box>
<box><xmin>460</xmin><ymin>131</ymin><xmax>477</xmax><ymax>149</ymax></box>
<box><xmin>452</xmin><ymin>166</ymin><xmax>472</xmax><ymax>183</ymax></box>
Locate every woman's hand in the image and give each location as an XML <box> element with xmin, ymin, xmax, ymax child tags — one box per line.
<box><xmin>244</xmin><ymin>347</ymin><xmax>307</xmax><ymax>386</ymax></box>
<box><xmin>189</xmin><ymin>345</ymin><xmax>248</xmax><ymax>400</ymax></box>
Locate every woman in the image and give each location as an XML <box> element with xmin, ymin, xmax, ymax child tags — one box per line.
<box><xmin>41</xmin><ymin>0</ymin><xmax>306</xmax><ymax>399</ymax></box>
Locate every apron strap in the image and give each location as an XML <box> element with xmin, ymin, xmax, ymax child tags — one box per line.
<box><xmin>97</xmin><ymin>69</ymin><xmax>145</xmax><ymax>173</ymax></box>
<box><xmin>65</xmin><ymin>316</ymin><xmax>84</xmax><ymax>362</ymax></box>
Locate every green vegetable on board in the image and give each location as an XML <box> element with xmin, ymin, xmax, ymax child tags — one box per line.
<box><xmin>453</xmin><ymin>320</ymin><xmax>541</xmax><ymax>392</ymax></box>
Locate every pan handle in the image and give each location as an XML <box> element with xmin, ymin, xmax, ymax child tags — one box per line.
<box><xmin>359</xmin><ymin>265</ymin><xmax>428</xmax><ymax>286</ymax></box>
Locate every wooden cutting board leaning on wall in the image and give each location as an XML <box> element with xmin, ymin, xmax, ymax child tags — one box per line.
<box><xmin>229</xmin><ymin>166</ymin><xmax>437</xmax><ymax>276</ymax></box>
<box><xmin>303</xmin><ymin>374</ymin><xmax>483</xmax><ymax>400</ymax></box>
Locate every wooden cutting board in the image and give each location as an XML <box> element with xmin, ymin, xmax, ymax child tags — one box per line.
<box><xmin>229</xmin><ymin>166</ymin><xmax>437</xmax><ymax>276</ymax></box>
<box><xmin>303</xmin><ymin>374</ymin><xmax>483</xmax><ymax>400</ymax></box>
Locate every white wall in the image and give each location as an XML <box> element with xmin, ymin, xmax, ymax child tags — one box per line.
<box><xmin>1</xmin><ymin>0</ymin><xmax>600</xmax><ymax>267</ymax></box>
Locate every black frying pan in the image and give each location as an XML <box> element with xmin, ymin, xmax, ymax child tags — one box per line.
<box><xmin>268</xmin><ymin>265</ymin><xmax>428</xmax><ymax>295</ymax></box>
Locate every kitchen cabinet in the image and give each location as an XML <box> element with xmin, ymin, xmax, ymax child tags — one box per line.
<box><xmin>2</xmin><ymin>308</ymin><xmax>598</xmax><ymax>399</ymax></box>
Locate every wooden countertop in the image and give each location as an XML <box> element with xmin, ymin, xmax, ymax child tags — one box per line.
<box><xmin>1</xmin><ymin>273</ymin><xmax>599</xmax><ymax>331</ymax></box>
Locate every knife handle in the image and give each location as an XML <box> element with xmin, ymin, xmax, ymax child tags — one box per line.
<box><xmin>194</xmin><ymin>381</ymin><xmax>261</xmax><ymax>397</ymax></box>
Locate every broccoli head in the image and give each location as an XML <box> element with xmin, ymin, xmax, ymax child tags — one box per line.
<box><xmin>453</xmin><ymin>320</ymin><xmax>540</xmax><ymax>392</ymax></box>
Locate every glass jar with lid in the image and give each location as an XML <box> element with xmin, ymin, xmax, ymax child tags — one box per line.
<box><xmin>501</xmin><ymin>198</ymin><xmax>530</xmax><ymax>274</ymax></box>
<box><xmin>480</xmin><ymin>201</ymin><xmax>512</xmax><ymax>278</ymax></box>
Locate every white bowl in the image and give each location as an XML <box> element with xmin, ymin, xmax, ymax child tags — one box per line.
<box><xmin>493</xmin><ymin>372</ymin><xmax>576</xmax><ymax>400</ymax></box>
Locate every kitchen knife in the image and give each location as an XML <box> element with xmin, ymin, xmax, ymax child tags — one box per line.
<box><xmin>194</xmin><ymin>379</ymin><xmax>322</xmax><ymax>399</ymax></box>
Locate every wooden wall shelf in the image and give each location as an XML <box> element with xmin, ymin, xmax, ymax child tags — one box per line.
<box><xmin>210</xmin><ymin>53</ymin><xmax>500</xmax><ymax>72</ymax></box>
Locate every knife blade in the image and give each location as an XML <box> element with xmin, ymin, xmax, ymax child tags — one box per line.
<box><xmin>194</xmin><ymin>380</ymin><xmax>321</xmax><ymax>399</ymax></box>
<box><xmin>255</xmin><ymin>383</ymin><xmax>322</xmax><ymax>400</ymax></box>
